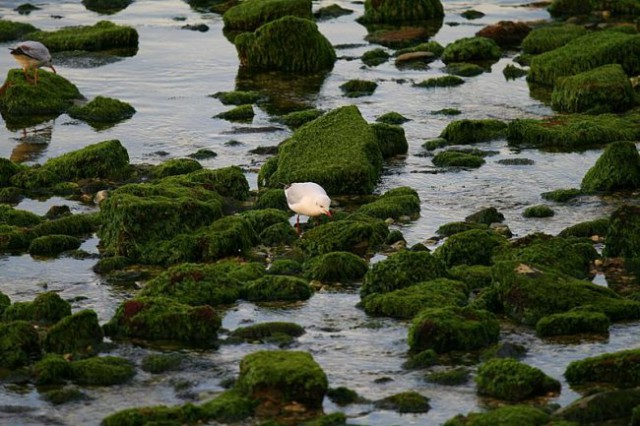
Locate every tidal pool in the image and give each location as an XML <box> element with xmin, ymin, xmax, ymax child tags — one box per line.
<box><xmin>0</xmin><ymin>0</ymin><xmax>637</xmax><ymax>425</ymax></box>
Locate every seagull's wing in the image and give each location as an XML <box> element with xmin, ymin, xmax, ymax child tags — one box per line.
<box><xmin>13</xmin><ymin>42</ymin><xmax>48</xmax><ymax>61</ymax></box>
<box><xmin>285</xmin><ymin>182</ymin><xmax>326</xmax><ymax>205</ymax></box>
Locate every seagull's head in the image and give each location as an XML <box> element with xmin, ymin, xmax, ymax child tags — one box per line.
<box><xmin>316</xmin><ymin>194</ymin><xmax>332</xmax><ymax>217</ymax></box>
<box><xmin>44</xmin><ymin>57</ymin><xmax>56</xmax><ymax>74</ymax></box>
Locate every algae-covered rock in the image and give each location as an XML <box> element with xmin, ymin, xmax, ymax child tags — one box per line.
<box><xmin>241</xmin><ymin>208</ymin><xmax>290</xmax><ymax>235</ymax></box>
<box><xmin>34</xmin><ymin>354</ymin><xmax>72</xmax><ymax>385</ymax></box>
<box><xmin>215</xmin><ymin>104</ymin><xmax>255</xmax><ymax>122</ymax></box>
<box><xmin>442</xmin><ymin>37</ymin><xmax>501</xmax><ymax>64</ymax></box>
<box><xmin>340</xmin><ymin>79</ymin><xmax>378</xmax><ymax>97</ymax></box>
<box><xmin>255</xmin><ymin>188</ymin><xmax>288</xmax><ymax>210</ymax></box>
<box><xmin>371</xmin><ymin>122</ymin><xmax>408</xmax><ymax>158</ymax></box>
<box><xmin>414</xmin><ymin>75</ymin><xmax>464</xmax><ymax>88</ymax></box>
<box><xmin>494</xmin><ymin>234</ymin><xmax>598</xmax><ymax>280</ymax></box>
<box><xmin>141</xmin><ymin>353</ymin><xmax>185</xmax><ymax>374</ymax></box>
<box><xmin>0</xmin><ymin>291</ymin><xmax>10</xmax><ymax>317</ymax></box>
<box><xmin>521</xmin><ymin>24</ymin><xmax>587</xmax><ymax>55</ymax></box>
<box><xmin>439</xmin><ymin>119</ymin><xmax>507</xmax><ymax>145</ymax></box>
<box><xmin>0</xmin><ymin>225</ymin><xmax>34</xmax><ymax>252</ymax></box>
<box><xmin>296</xmin><ymin>218</ymin><xmax>386</xmax><ymax>257</ymax></box>
<box><xmin>303</xmin><ymin>251</ymin><xmax>368</xmax><ymax>282</ymax></box>
<box><xmin>522</xmin><ymin>204</ymin><xmax>554</xmax><ymax>218</ymax></box>
<box><xmin>425</xmin><ymin>367</ymin><xmax>470</xmax><ymax>385</ymax></box>
<box><xmin>551</xmin><ymin>64</ymin><xmax>637</xmax><ymax>114</ymax></box>
<box><xmin>434</xmin><ymin>229</ymin><xmax>507</xmax><ymax>269</ymax></box>
<box><xmin>361</xmin><ymin>250</ymin><xmax>448</xmax><ymax>296</ymax></box>
<box><xmin>31</xmin><ymin>213</ymin><xmax>99</xmax><ymax>238</ymax></box>
<box><xmin>475</xmin><ymin>20</ymin><xmax>532</xmax><ymax>49</ymax></box>
<box><xmin>0</xmin><ymin>320</ymin><xmax>41</xmax><ymax>368</ymax></box>
<box><xmin>0</xmin><ymin>69</ymin><xmax>83</xmax><ymax>117</ymax></box>
<box><xmin>446</xmin><ymin>62</ymin><xmax>484</xmax><ymax>77</ymax></box>
<box><xmin>235</xmin><ymin>350</ymin><xmax>328</xmax><ymax>411</ymax></box>
<box><xmin>235</xmin><ymin>16</ymin><xmax>335</xmax><ymax>73</ymax></box>
<box><xmin>432</xmin><ymin>150</ymin><xmax>486</xmax><ymax>168</ymax></box>
<box><xmin>43</xmin><ymin>309</ymin><xmax>104</xmax><ymax>354</ymax></box>
<box><xmin>28</xmin><ymin>20</ymin><xmax>138</xmax><ymax>52</ymax></box>
<box><xmin>101</xmin><ymin>404</ymin><xmax>199</xmax><ymax>426</ymax></box>
<box><xmin>493</xmin><ymin>261</ymin><xmax>640</xmax><ymax>326</ymax></box>
<box><xmin>82</xmin><ymin>0</ymin><xmax>133</xmax><ymax>15</ymax></box>
<box><xmin>139</xmin><ymin>262</ymin><xmax>245</xmax><ymax>306</ymax></box>
<box><xmin>581</xmin><ymin>141</ymin><xmax>640</xmax><ymax>193</ymax></box>
<box><xmin>223</xmin><ymin>0</ymin><xmax>312</xmax><ymax>34</ymax></box>
<box><xmin>358</xmin><ymin>0</ymin><xmax>444</xmax><ymax>24</ymax></box>
<box><xmin>547</xmin><ymin>0</ymin><xmax>593</xmax><ymax>18</ymax></box>
<box><xmin>559</xmin><ymin>217</ymin><xmax>609</xmax><ymax>239</ymax></box>
<box><xmin>150</xmin><ymin>158</ymin><xmax>203</xmax><ymax>179</ymax></box>
<box><xmin>29</xmin><ymin>234</ymin><xmax>82</xmax><ymax>256</ymax></box>
<box><xmin>436</xmin><ymin>221</ymin><xmax>488</xmax><ymax>237</ymax></box>
<box><xmin>0</xmin><ymin>158</ymin><xmax>23</xmax><ymax>186</ymax></box>
<box><xmin>408</xmin><ymin>306</ymin><xmax>500</xmax><ymax>353</ymax></box>
<box><xmin>358</xmin><ymin>186</ymin><xmax>419</xmax><ymax>220</ymax></box>
<box><xmin>199</xmin><ymin>389</ymin><xmax>256</xmax><ymax>423</ymax></box>
<box><xmin>361</xmin><ymin>278</ymin><xmax>468</xmax><ymax>319</ymax></box>
<box><xmin>242</xmin><ymin>275</ymin><xmax>312</xmax><ymax>302</ymax></box>
<box><xmin>230</xmin><ymin>321</ymin><xmax>305</xmax><ymax>343</ymax></box>
<box><xmin>103</xmin><ymin>297</ymin><xmax>221</xmax><ymax>346</ymax></box>
<box><xmin>466</xmin><ymin>207</ymin><xmax>505</xmax><ymax>225</ymax></box>
<box><xmin>0</xmin><ymin>19</ymin><xmax>38</xmax><ymax>42</ymax></box>
<box><xmin>0</xmin><ymin>205</ymin><xmax>41</xmax><ymax>227</ymax></box>
<box><xmin>274</xmin><ymin>108</ymin><xmax>324</xmax><ymax>129</ymax></box>
<box><xmin>565</xmin><ymin>348</ymin><xmax>640</xmax><ymax>388</ymax></box>
<box><xmin>260</xmin><ymin>105</ymin><xmax>382</xmax><ymax>195</ymax></box>
<box><xmin>476</xmin><ymin>358</ymin><xmax>560</xmax><ymax>401</ymax></box>
<box><xmin>528</xmin><ymin>30</ymin><xmax>640</xmax><ymax>87</ymax></box>
<box><xmin>444</xmin><ymin>405</ymin><xmax>550</xmax><ymax>426</ymax></box>
<box><xmin>553</xmin><ymin>389</ymin><xmax>640</xmax><ymax>425</ymax></box>
<box><xmin>541</xmin><ymin>188</ymin><xmax>582</xmax><ymax>203</ymax></box>
<box><xmin>507</xmin><ymin>112</ymin><xmax>640</xmax><ymax>151</ymax></box>
<box><xmin>375</xmin><ymin>391</ymin><xmax>430</xmax><ymax>413</ymax></box>
<box><xmin>70</xmin><ymin>356</ymin><xmax>135</xmax><ymax>386</ymax></box>
<box><xmin>449</xmin><ymin>264</ymin><xmax>493</xmax><ymax>290</ymax></box>
<box><xmin>67</xmin><ymin>96</ymin><xmax>136</xmax><ymax>127</ymax></box>
<box><xmin>535</xmin><ymin>310</ymin><xmax>610</xmax><ymax>337</ymax></box>
<box><xmin>3</xmin><ymin>291</ymin><xmax>71</xmax><ymax>325</ymax></box>
<box><xmin>164</xmin><ymin>166</ymin><xmax>250</xmax><ymax>200</ymax></box>
<box><xmin>604</xmin><ymin>204</ymin><xmax>640</xmax><ymax>258</ymax></box>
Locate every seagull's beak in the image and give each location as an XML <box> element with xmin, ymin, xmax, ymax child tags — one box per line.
<box><xmin>324</xmin><ymin>209</ymin><xmax>332</xmax><ymax>218</ymax></box>
<box><xmin>50</xmin><ymin>64</ymin><xmax>56</xmax><ymax>74</ymax></box>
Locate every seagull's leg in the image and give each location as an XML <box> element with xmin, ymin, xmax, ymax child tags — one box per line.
<box><xmin>296</xmin><ymin>215</ymin><xmax>301</xmax><ymax>235</ymax></box>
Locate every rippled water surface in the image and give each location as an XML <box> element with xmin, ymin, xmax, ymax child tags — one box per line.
<box><xmin>1</xmin><ymin>0</ymin><xmax>639</xmax><ymax>425</ymax></box>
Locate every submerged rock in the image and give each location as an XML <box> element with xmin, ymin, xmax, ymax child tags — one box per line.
<box><xmin>476</xmin><ymin>358</ymin><xmax>560</xmax><ymax>401</ymax></box>
<box><xmin>242</xmin><ymin>275</ymin><xmax>312</xmax><ymax>302</ymax></box>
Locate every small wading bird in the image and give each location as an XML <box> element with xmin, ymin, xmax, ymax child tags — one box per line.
<box><xmin>9</xmin><ymin>41</ymin><xmax>56</xmax><ymax>84</ymax></box>
<box><xmin>284</xmin><ymin>182</ymin><xmax>332</xmax><ymax>234</ymax></box>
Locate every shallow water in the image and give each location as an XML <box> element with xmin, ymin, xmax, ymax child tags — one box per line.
<box><xmin>1</xmin><ymin>0</ymin><xmax>639</xmax><ymax>425</ymax></box>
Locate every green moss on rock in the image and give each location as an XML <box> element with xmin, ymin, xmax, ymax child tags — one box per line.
<box><xmin>604</xmin><ymin>204</ymin><xmax>640</xmax><ymax>258</ymax></box>
<box><xmin>235</xmin><ymin>350</ymin><xmax>328</xmax><ymax>410</ymax></box>
<box><xmin>70</xmin><ymin>356</ymin><xmax>135</xmax><ymax>386</ymax></box>
<box><xmin>476</xmin><ymin>358</ymin><xmax>560</xmax><ymax>401</ymax></box>
<box><xmin>29</xmin><ymin>234</ymin><xmax>82</xmax><ymax>256</ymax></box>
<box><xmin>361</xmin><ymin>278</ymin><xmax>468</xmax><ymax>319</ymax></box>
<box><xmin>296</xmin><ymin>218</ymin><xmax>386</xmax><ymax>257</ymax></box>
<box><xmin>340</xmin><ymin>79</ymin><xmax>378</xmax><ymax>97</ymax></box>
<box><xmin>0</xmin><ymin>19</ymin><xmax>38</xmax><ymax>42</ymax></box>
<box><xmin>242</xmin><ymin>275</ymin><xmax>312</xmax><ymax>302</ymax></box>
<box><xmin>434</xmin><ymin>229</ymin><xmax>507</xmax><ymax>269</ymax></box>
<box><xmin>522</xmin><ymin>204</ymin><xmax>554</xmax><ymax>218</ymax></box>
<box><xmin>103</xmin><ymin>297</ymin><xmax>221</xmax><ymax>346</ymax></box>
<box><xmin>371</xmin><ymin>122</ymin><xmax>408</xmax><ymax>158</ymax></box>
<box><xmin>0</xmin><ymin>69</ymin><xmax>83</xmax><ymax>117</ymax></box>
<box><xmin>552</xmin><ymin>388</ymin><xmax>640</xmax><ymax>425</ymax></box>
<box><xmin>440</xmin><ymin>119</ymin><xmax>507</xmax><ymax>145</ymax></box>
<box><xmin>444</xmin><ymin>405</ymin><xmax>550</xmax><ymax>426</ymax></box>
<box><xmin>408</xmin><ymin>306</ymin><xmax>500</xmax><ymax>353</ymax></box>
<box><xmin>442</xmin><ymin>37</ymin><xmax>501</xmax><ymax>64</ymax></box>
<box><xmin>375</xmin><ymin>391</ymin><xmax>430</xmax><ymax>413</ymax></box>
<box><xmin>541</xmin><ymin>188</ymin><xmax>582</xmax><ymax>202</ymax></box>
<box><xmin>446</xmin><ymin>62</ymin><xmax>484</xmax><ymax>77</ymax></box>
<box><xmin>231</xmin><ymin>321</ymin><xmax>305</xmax><ymax>343</ymax></box>
<box><xmin>362</xmin><ymin>48</ymin><xmax>390</xmax><ymax>66</ymax></box>
<box><xmin>536</xmin><ymin>310</ymin><xmax>609</xmax><ymax>337</ymax></box>
<box><xmin>150</xmin><ymin>158</ymin><xmax>203</xmax><ymax>179</ymax></box>
<box><xmin>43</xmin><ymin>309</ymin><xmax>104</xmax><ymax>354</ymax></box>
<box><xmin>559</xmin><ymin>217</ymin><xmax>609</xmax><ymax>239</ymax></box>
<box><xmin>358</xmin><ymin>0</ymin><xmax>444</xmax><ymax>24</ymax></box>
<box><xmin>212</xmin><ymin>90</ymin><xmax>265</xmax><ymax>105</ymax></box>
<box><xmin>33</xmin><ymin>354</ymin><xmax>72</xmax><ymax>385</ymax></box>
<box><xmin>199</xmin><ymin>389</ymin><xmax>256</xmax><ymax>423</ymax></box>
<box><xmin>68</xmin><ymin>96</ymin><xmax>136</xmax><ymax>126</ymax></box>
<box><xmin>0</xmin><ymin>205</ymin><xmax>42</xmax><ymax>227</ymax></box>
<box><xmin>432</xmin><ymin>150</ymin><xmax>486</xmax><ymax>168</ymax></box>
<box><xmin>215</xmin><ymin>104</ymin><xmax>255</xmax><ymax>122</ymax></box>
<box><xmin>28</xmin><ymin>20</ymin><xmax>138</xmax><ymax>52</ymax></box>
<box><xmin>425</xmin><ymin>367</ymin><xmax>470</xmax><ymax>385</ymax></box>
<box><xmin>521</xmin><ymin>24</ymin><xmax>587</xmax><ymax>54</ymax></box>
<box><xmin>361</xmin><ymin>250</ymin><xmax>448</xmax><ymax>296</ymax></box>
<box><xmin>414</xmin><ymin>75</ymin><xmax>464</xmax><ymax>88</ymax></box>
<box><xmin>0</xmin><ymin>320</ymin><xmax>41</xmax><ymax>368</ymax></box>
<box><xmin>565</xmin><ymin>348</ymin><xmax>640</xmax><ymax>388</ymax></box>
<box><xmin>581</xmin><ymin>141</ymin><xmax>640</xmax><ymax>193</ymax></box>
<box><xmin>303</xmin><ymin>251</ymin><xmax>368</xmax><ymax>282</ymax></box>
<box><xmin>235</xmin><ymin>16</ymin><xmax>336</xmax><ymax>73</ymax></box>
<box><xmin>358</xmin><ymin>186</ymin><xmax>419</xmax><ymax>220</ymax></box>
<box><xmin>223</xmin><ymin>0</ymin><xmax>312</xmax><ymax>33</ymax></box>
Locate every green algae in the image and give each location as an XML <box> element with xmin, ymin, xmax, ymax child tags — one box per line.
<box><xmin>371</xmin><ymin>122</ymin><xmax>408</xmax><ymax>158</ymax></box>
<box><xmin>440</xmin><ymin>119</ymin><xmax>507</xmax><ymax>145</ymax></box>
<box><xmin>522</xmin><ymin>204</ymin><xmax>554</xmax><ymax>218</ymax></box>
<box><xmin>604</xmin><ymin>204</ymin><xmax>640</xmax><ymax>258</ymax></box>
<box><xmin>242</xmin><ymin>275</ymin><xmax>312</xmax><ymax>302</ymax></box>
<box><xmin>414</xmin><ymin>75</ymin><xmax>464</xmax><ymax>88</ymax></box>
<box><xmin>536</xmin><ymin>310</ymin><xmax>610</xmax><ymax>337</ymax></box>
<box><xmin>150</xmin><ymin>158</ymin><xmax>203</xmax><ymax>179</ymax></box>
<box><xmin>303</xmin><ymin>251</ymin><xmax>367</xmax><ymax>282</ymax></box>
<box><xmin>68</xmin><ymin>95</ymin><xmax>136</xmax><ymax>127</ymax></box>
<box><xmin>358</xmin><ymin>0</ymin><xmax>444</xmax><ymax>24</ymax></box>
<box><xmin>521</xmin><ymin>24</ymin><xmax>587</xmax><ymax>54</ymax></box>
<box><xmin>28</xmin><ymin>20</ymin><xmax>138</xmax><ymax>52</ymax></box>
<box><xmin>0</xmin><ymin>320</ymin><xmax>42</xmax><ymax>368</ymax></box>
<box><xmin>476</xmin><ymin>358</ymin><xmax>560</xmax><ymax>401</ymax></box>
<box><xmin>29</xmin><ymin>234</ymin><xmax>82</xmax><ymax>256</ymax></box>
<box><xmin>375</xmin><ymin>391</ymin><xmax>430</xmax><ymax>413</ymax></box>
<box><xmin>70</xmin><ymin>356</ymin><xmax>135</xmax><ymax>386</ymax></box>
<box><xmin>432</xmin><ymin>150</ymin><xmax>486</xmax><ymax>168</ymax></box>
<box><xmin>33</xmin><ymin>354</ymin><xmax>71</xmax><ymax>385</ymax></box>
<box><xmin>0</xmin><ymin>19</ymin><xmax>38</xmax><ymax>42</ymax></box>
<box><xmin>223</xmin><ymin>0</ymin><xmax>312</xmax><ymax>33</ymax></box>
<box><xmin>434</xmin><ymin>229</ymin><xmax>507</xmax><ymax>269</ymax></box>
<box><xmin>565</xmin><ymin>348</ymin><xmax>640</xmax><ymax>388</ymax></box>
<box><xmin>274</xmin><ymin>108</ymin><xmax>324</xmax><ymax>129</ymax></box>
<box><xmin>442</xmin><ymin>36</ymin><xmax>501</xmax><ymax>64</ymax></box>
<box><xmin>214</xmin><ymin>104</ymin><xmax>255</xmax><ymax>122</ymax></box>
<box><xmin>43</xmin><ymin>309</ymin><xmax>104</xmax><ymax>354</ymax></box>
<box><xmin>340</xmin><ymin>79</ymin><xmax>378</xmax><ymax>97</ymax></box>
<box><xmin>581</xmin><ymin>141</ymin><xmax>640</xmax><ymax>193</ymax></box>
<box><xmin>358</xmin><ymin>186</ymin><xmax>420</xmax><ymax>220</ymax></box>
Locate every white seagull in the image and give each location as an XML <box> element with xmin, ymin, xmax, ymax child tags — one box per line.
<box><xmin>9</xmin><ymin>41</ymin><xmax>56</xmax><ymax>85</ymax></box>
<box><xmin>284</xmin><ymin>182</ymin><xmax>332</xmax><ymax>234</ymax></box>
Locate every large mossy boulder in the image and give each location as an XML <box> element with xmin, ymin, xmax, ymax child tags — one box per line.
<box><xmin>10</xmin><ymin>140</ymin><xmax>130</xmax><ymax>190</ymax></box>
<box><xmin>2</xmin><ymin>291</ymin><xmax>71</xmax><ymax>324</ymax></box>
<box><xmin>604</xmin><ymin>204</ymin><xmax>640</xmax><ymax>258</ymax></box>
<box><xmin>0</xmin><ymin>320</ymin><xmax>41</xmax><ymax>368</ymax></box>
<box><xmin>296</xmin><ymin>218</ymin><xmax>387</xmax><ymax>256</ymax></box>
<box><xmin>521</xmin><ymin>23</ymin><xmax>587</xmax><ymax>54</ymax></box>
<box><xmin>83</xmin><ymin>0</ymin><xmax>133</xmax><ymax>15</ymax></box>
<box><xmin>259</xmin><ymin>105</ymin><xmax>383</xmax><ymax>195</ymax></box>
<box><xmin>67</xmin><ymin>95</ymin><xmax>136</xmax><ymax>128</ymax></box>
<box><xmin>493</xmin><ymin>261</ymin><xmax>640</xmax><ymax>326</ymax></box>
<box><xmin>43</xmin><ymin>309</ymin><xmax>104</xmax><ymax>355</ymax></box>
<box><xmin>235</xmin><ymin>350</ymin><xmax>328</xmax><ymax>413</ymax></box>
<box><xmin>28</xmin><ymin>20</ymin><xmax>138</xmax><ymax>52</ymax></box>
<box><xmin>565</xmin><ymin>348</ymin><xmax>640</xmax><ymax>388</ymax></box>
<box><xmin>70</xmin><ymin>356</ymin><xmax>135</xmax><ymax>386</ymax></box>
<box><xmin>234</xmin><ymin>16</ymin><xmax>336</xmax><ymax>73</ymax></box>
<box><xmin>528</xmin><ymin>30</ymin><xmax>640</xmax><ymax>87</ymax></box>
<box><xmin>163</xmin><ymin>166</ymin><xmax>250</xmax><ymax>201</ymax></box>
<box><xmin>443</xmin><ymin>405</ymin><xmax>550</xmax><ymax>426</ymax></box>
<box><xmin>0</xmin><ymin>158</ymin><xmax>23</xmax><ymax>187</ymax></box>
<box><xmin>434</xmin><ymin>229</ymin><xmax>507</xmax><ymax>269</ymax></box>
<box><xmin>439</xmin><ymin>119</ymin><xmax>507</xmax><ymax>145</ymax></box>
<box><xmin>361</xmin><ymin>278</ymin><xmax>469</xmax><ymax>319</ymax></box>
<box><xmin>0</xmin><ymin>69</ymin><xmax>83</xmax><ymax>117</ymax></box>
<box><xmin>408</xmin><ymin>306</ymin><xmax>499</xmax><ymax>354</ymax></box>
<box><xmin>476</xmin><ymin>358</ymin><xmax>560</xmax><ymax>402</ymax></box>
<box><xmin>552</xmin><ymin>389</ymin><xmax>640</xmax><ymax>425</ymax></box>
<box><xmin>360</xmin><ymin>250</ymin><xmax>448</xmax><ymax>297</ymax></box>
<box><xmin>371</xmin><ymin>122</ymin><xmax>408</xmax><ymax>158</ymax></box>
<box><xmin>358</xmin><ymin>0</ymin><xmax>444</xmax><ymax>24</ymax></box>
<box><xmin>103</xmin><ymin>297</ymin><xmax>222</xmax><ymax>346</ymax></box>
<box><xmin>581</xmin><ymin>141</ymin><xmax>640</xmax><ymax>193</ymax></box>
<box><xmin>29</xmin><ymin>234</ymin><xmax>82</xmax><ymax>256</ymax></box>
<box><xmin>140</xmin><ymin>262</ymin><xmax>255</xmax><ymax>306</ymax></box>
<box><xmin>492</xmin><ymin>234</ymin><xmax>598</xmax><ymax>280</ymax></box>
<box><xmin>0</xmin><ymin>20</ymin><xmax>38</xmax><ymax>42</ymax></box>
<box><xmin>507</xmin><ymin>112</ymin><xmax>640</xmax><ymax>151</ymax></box>
<box><xmin>551</xmin><ymin>64</ymin><xmax>637</xmax><ymax>114</ymax></box>
<box><xmin>303</xmin><ymin>251</ymin><xmax>368</xmax><ymax>282</ymax></box>
<box><xmin>223</xmin><ymin>0</ymin><xmax>312</xmax><ymax>34</ymax></box>
<box><xmin>33</xmin><ymin>354</ymin><xmax>72</xmax><ymax>385</ymax></box>
<box><xmin>441</xmin><ymin>37</ymin><xmax>501</xmax><ymax>64</ymax></box>
<box><xmin>357</xmin><ymin>186</ymin><xmax>420</xmax><ymax>220</ymax></box>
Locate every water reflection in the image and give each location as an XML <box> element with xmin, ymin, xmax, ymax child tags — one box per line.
<box><xmin>8</xmin><ymin>120</ymin><xmax>54</xmax><ymax>163</ymax></box>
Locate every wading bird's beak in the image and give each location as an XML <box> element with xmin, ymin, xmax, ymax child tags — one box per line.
<box><xmin>50</xmin><ymin>64</ymin><xmax>56</xmax><ymax>74</ymax></box>
<box><xmin>325</xmin><ymin>209</ymin><xmax>332</xmax><ymax>219</ymax></box>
